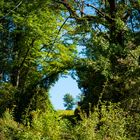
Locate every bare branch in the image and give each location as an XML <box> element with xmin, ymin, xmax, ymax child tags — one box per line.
<box><xmin>56</xmin><ymin>0</ymin><xmax>79</xmax><ymax>18</ymax></box>
<box><xmin>86</xmin><ymin>3</ymin><xmax>114</xmax><ymax>22</ymax></box>
<box><xmin>86</xmin><ymin>3</ymin><xmax>105</xmax><ymax>17</ymax></box>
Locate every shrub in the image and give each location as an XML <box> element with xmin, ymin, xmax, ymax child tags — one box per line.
<box><xmin>0</xmin><ymin>102</ymin><xmax>140</xmax><ymax>140</ymax></box>
<box><xmin>0</xmin><ymin>83</ymin><xmax>17</xmax><ymax>116</ymax></box>
<box><xmin>69</xmin><ymin>102</ymin><xmax>129</xmax><ymax>140</ymax></box>
<box><xmin>31</xmin><ymin>110</ymin><xmax>63</xmax><ymax>140</ymax></box>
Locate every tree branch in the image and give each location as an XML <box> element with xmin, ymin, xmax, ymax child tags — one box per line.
<box><xmin>0</xmin><ymin>1</ymin><xmax>23</xmax><ymax>21</ymax></box>
<box><xmin>86</xmin><ymin>3</ymin><xmax>114</xmax><ymax>22</ymax></box>
<box><xmin>40</xmin><ymin>16</ymin><xmax>70</xmax><ymax>59</ymax></box>
<box><xmin>56</xmin><ymin>0</ymin><xmax>79</xmax><ymax>18</ymax></box>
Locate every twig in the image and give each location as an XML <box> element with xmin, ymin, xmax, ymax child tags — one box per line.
<box><xmin>41</xmin><ymin>16</ymin><xmax>70</xmax><ymax>58</ymax></box>
<box><xmin>86</xmin><ymin>3</ymin><xmax>105</xmax><ymax>17</ymax></box>
<box><xmin>0</xmin><ymin>1</ymin><xmax>23</xmax><ymax>21</ymax></box>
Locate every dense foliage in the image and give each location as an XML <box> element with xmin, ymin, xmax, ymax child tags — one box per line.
<box><xmin>1</xmin><ymin>103</ymin><xmax>140</xmax><ymax>140</ymax></box>
<box><xmin>0</xmin><ymin>0</ymin><xmax>76</xmax><ymax>121</ymax></box>
<box><xmin>59</xmin><ymin>0</ymin><xmax>140</xmax><ymax>113</ymax></box>
<box><xmin>0</xmin><ymin>0</ymin><xmax>140</xmax><ymax>139</ymax></box>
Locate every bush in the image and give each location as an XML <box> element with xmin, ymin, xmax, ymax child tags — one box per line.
<box><xmin>0</xmin><ymin>83</ymin><xmax>17</xmax><ymax>116</ymax></box>
<box><xmin>68</xmin><ymin>102</ymin><xmax>129</xmax><ymax>140</ymax></box>
<box><xmin>31</xmin><ymin>110</ymin><xmax>64</xmax><ymax>140</ymax></box>
<box><xmin>0</xmin><ymin>109</ymin><xmax>21</xmax><ymax>140</ymax></box>
<box><xmin>0</xmin><ymin>102</ymin><xmax>140</xmax><ymax>140</ymax></box>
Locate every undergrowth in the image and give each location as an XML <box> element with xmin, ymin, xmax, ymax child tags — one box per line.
<box><xmin>0</xmin><ymin>103</ymin><xmax>140</xmax><ymax>140</ymax></box>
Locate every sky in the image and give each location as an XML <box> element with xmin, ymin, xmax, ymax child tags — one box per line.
<box><xmin>49</xmin><ymin>46</ymin><xmax>85</xmax><ymax>110</ymax></box>
<box><xmin>50</xmin><ymin>75</ymin><xmax>81</xmax><ymax>110</ymax></box>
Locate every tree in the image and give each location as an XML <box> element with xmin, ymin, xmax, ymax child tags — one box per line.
<box><xmin>63</xmin><ymin>93</ymin><xmax>75</xmax><ymax>110</ymax></box>
<box><xmin>55</xmin><ymin>0</ymin><xmax>140</xmax><ymax>114</ymax></box>
<box><xmin>0</xmin><ymin>0</ymin><xmax>77</xmax><ymax>122</ymax></box>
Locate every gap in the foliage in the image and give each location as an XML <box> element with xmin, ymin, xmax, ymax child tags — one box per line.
<box><xmin>50</xmin><ymin>45</ymin><xmax>85</xmax><ymax>110</ymax></box>
<box><xmin>50</xmin><ymin>75</ymin><xmax>81</xmax><ymax>110</ymax></box>
<box><xmin>77</xmin><ymin>45</ymin><xmax>87</xmax><ymax>58</ymax></box>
